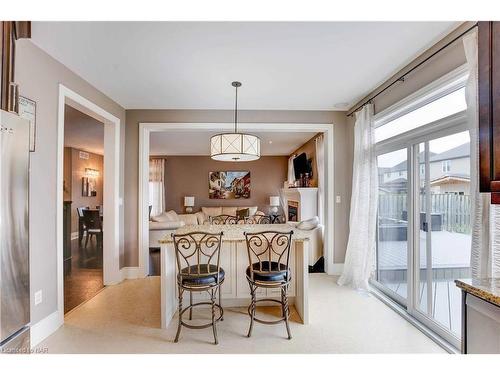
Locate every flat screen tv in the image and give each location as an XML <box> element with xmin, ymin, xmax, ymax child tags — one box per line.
<box><xmin>293</xmin><ymin>152</ymin><xmax>312</xmax><ymax>180</ymax></box>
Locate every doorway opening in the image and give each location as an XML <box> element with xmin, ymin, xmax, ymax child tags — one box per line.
<box><xmin>138</xmin><ymin>122</ymin><xmax>335</xmax><ymax>278</ymax></box>
<box><xmin>56</xmin><ymin>84</ymin><xmax>121</xmax><ymax>325</ymax></box>
<box><xmin>63</xmin><ymin>104</ymin><xmax>105</xmax><ymax>314</ymax></box>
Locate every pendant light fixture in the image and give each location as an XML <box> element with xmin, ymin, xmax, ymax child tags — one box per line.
<box><xmin>210</xmin><ymin>81</ymin><xmax>261</xmax><ymax>161</ymax></box>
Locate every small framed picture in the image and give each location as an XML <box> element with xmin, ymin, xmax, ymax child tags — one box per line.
<box><xmin>18</xmin><ymin>96</ymin><xmax>36</xmax><ymax>152</ymax></box>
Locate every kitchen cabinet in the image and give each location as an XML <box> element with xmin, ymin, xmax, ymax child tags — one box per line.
<box><xmin>479</xmin><ymin>21</ymin><xmax>500</xmax><ymax>203</ymax></box>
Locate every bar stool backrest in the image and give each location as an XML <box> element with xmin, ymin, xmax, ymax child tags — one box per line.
<box><xmin>244</xmin><ymin>231</ymin><xmax>293</xmax><ymax>279</ymax></box>
<box><xmin>244</xmin><ymin>215</ymin><xmax>271</xmax><ymax>224</ymax></box>
<box><xmin>172</xmin><ymin>231</ymin><xmax>224</xmax><ymax>282</ymax></box>
<box><xmin>210</xmin><ymin>215</ymin><xmax>239</xmax><ymax>225</ymax></box>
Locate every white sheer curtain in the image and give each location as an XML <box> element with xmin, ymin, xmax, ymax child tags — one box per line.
<box><xmin>287</xmin><ymin>155</ymin><xmax>296</xmax><ymax>185</ymax></box>
<box><xmin>464</xmin><ymin>31</ymin><xmax>500</xmax><ymax>278</ymax></box>
<box><xmin>315</xmin><ymin>134</ymin><xmax>325</xmax><ymax>225</ymax></box>
<box><xmin>149</xmin><ymin>158</ymin><xmax>165</xmax><ymax>217</ymax></box>
<box><xmin>338</xmin><ymin>104</ymin><xmax>378</xmax><ymax>290</ymax></box>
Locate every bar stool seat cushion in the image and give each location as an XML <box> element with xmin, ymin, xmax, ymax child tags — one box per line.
<box><xmin>246</xmin><ymin>261</ymin><xmax>290</xmax><ymax>282</ymax></box>
<box><xmin>178</xmin><ymin>264</ymin><xmax>225</xmax><ymax>285</ymax></box>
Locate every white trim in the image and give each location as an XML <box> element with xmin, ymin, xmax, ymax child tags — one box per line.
<box><xmin>56</xmin><ymin>84</ymin><xmax>122</xmax><ymax>329</ymax></box>
<box><xmin>30</xmin><ymin>311</ymin><xmax>60</xmax><ymax>349</ymax></box>
<box><xmin>138</xmin><ymin>122</ymin><xmax>335</xmax><ymax>275</ymax></box>
<box><xmin>120</xmin><ymin>267</ymin><xmax>141</xmax><ymax>280</ymax></box>
<box><xmin>374</xmin><ymin>64</ymin><xmax>468</xmax><ymax>127</ymax></box>
<box><xmin>375</xmin><ymin>111</ymin><xmax>468</xmax><ymax>155</ymax></box>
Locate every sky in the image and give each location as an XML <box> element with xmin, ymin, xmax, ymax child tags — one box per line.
<box><xmin>378</xmin><ymin>130</ymin><xmax>470</xmax><ymax>168</ymax></box>
<box><xmin>376</xmin><ymin>87</ymin><xmax>470</xmax><ymax>169</ymax></box>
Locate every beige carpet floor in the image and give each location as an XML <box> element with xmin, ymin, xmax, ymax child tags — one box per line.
<box><xmin>38</xmin><ymin>274</ymin><xmax>446</xmax><ymax>353</ymax></box>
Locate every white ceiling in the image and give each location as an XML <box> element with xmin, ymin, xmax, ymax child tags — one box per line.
<box><xmin>64</xmin><ymin>105</ymin><xmax>104</xmax><ymax>155</ymax></box>
<box><xmin>150</xmin><ymin>130</ymin><xmax>317</xmax><ymax>156</ymax></box>
<box><xmin>31</xmin><ymin>22</ymin><xmax>458</xmax><ymax>110</ymax></box>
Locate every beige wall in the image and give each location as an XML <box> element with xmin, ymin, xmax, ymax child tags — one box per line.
<box><xmin>349</xmin><ymin>22</ymin><xmax>472</xmax><ymax>115</ymax></box>
<box><xmin>15</xmin><ymin>40</ymin><xmax>126</xmax><ymax>325</ymax></box>
<box><xmin>67</xmin><ymin>148</ymin><xmax>104</xmax><ymax>234</ymax></box>
<box><xmin>333</xmin><ymin>115</ymin><xmax>354</xmax><ymax>263</ymax></box>
<box><xmin>374</xmin><ymin>42</ymin><xmax>466</xmax><ymax>114</ymax></box>
<box><xmin>125</xmin><ymin>110</ymin><xmax>352</xmax><ymax>267</ymax></box>
<box><xmin>163</xmin><ymin>156</ymin><xmax>287</xmax><ymax>213</ymax></box>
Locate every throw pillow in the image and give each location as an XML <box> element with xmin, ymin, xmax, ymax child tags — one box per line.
<box><xmin>236</xmin><ymin>208</ymin><xmax>249</xmax><ymax>220</ymax></box>
<box><xmin>296</xmin><ymin>216</ymin><xmax>320</xmax><ymax>230</ymax></box>
<box><xmin>164</xmin><ymin>210</ymin><xmax>179</xmax><ymax>222</ymax></box>
<box><xmin>150</xmin><ymin>212</ymin><xmax>168</xmax><ymax>223</ymax></box>
<box><xmin>201</xmin><ymin>207</ymin><xmax>222</xmax><ymax>218</ymax></box>
<box><xmin>238</xmin><ymin>206</ymin><xmax>258</xmax><ymax>216</ymax></box>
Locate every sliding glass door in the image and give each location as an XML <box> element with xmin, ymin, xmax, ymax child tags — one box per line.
<box><xmin>374</xmin><ymin>129</ymin><xmax>471</xmax><ymax>348</ymax></box>
<box><xmin>376</xmin><ymin>148</ymin><xmax>409</xmax><ymax>306</ymax></box>
<box><xmin>413</xmin><ymin>131</ymin><xmax>471</xmax><ymax>345</ymax></box>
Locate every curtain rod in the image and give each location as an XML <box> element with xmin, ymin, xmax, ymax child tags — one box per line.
<box><xmin>346</xmin><ymin>22</ymin><xmax>479</xmax><ymax>117</ymax></box>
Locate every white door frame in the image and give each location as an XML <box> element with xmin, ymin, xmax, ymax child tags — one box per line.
<box><xmin>138</xmin><ymin>122</ymin><xmax>335</xmax><ymax>277</ymax></box>
<box><xmin>56</xmin><ymin>84</ymin><xmax>121</xmax><ymax>325</ymax></box>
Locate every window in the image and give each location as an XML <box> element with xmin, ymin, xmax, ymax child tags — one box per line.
<box><xmin>442</xmin><ymin>160</ymin><xmax>451</xmax><ymax>173</ymax></box>
<box><xmin>375</xmin><ymin>87</ymin><xmax>467</xmax><ymax>143</ymax></box>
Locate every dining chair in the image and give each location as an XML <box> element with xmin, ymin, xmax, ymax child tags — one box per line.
<box><xmin>77</xmin><ymin>206</ymin><xmax>90</xmax><ymax>245</ymax></box>
<box><xmin>82</xmin><ymin>209</ymin><xmax>103</xmax><ymax>249</ymax></box>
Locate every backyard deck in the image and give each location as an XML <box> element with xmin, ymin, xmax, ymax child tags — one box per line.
<box><xmin>377</xmin><ymin>230</ymin><xmax>470</xmax><ymax>338</ymax></box>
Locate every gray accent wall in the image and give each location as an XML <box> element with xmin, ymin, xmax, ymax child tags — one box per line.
<box><xmin>15</xmin><ymin>40</ymin><xmax>126</xmax><ymax>325</ymax></box>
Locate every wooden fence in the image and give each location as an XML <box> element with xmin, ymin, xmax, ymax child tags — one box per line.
<box><xmin>378</xmin><ymin>193</ymin><xmax>471</xmax><ymax>234</ymax></box>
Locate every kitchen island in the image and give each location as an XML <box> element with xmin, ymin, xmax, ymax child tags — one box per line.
<box><xmin>455</xmin><ymin>278</ymin><xmax>500</xmax><ymax>354</ymax></box>
<box><xmin>159</xmin><ymin>224</ymin><xmax>312</xmax><ymax>329</ymax></box>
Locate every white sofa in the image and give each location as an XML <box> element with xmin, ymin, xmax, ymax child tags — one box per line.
<box><xmin>149</xmin><ymin>206</ymin><xmax>265</xmax><ymax>248</ymax></box>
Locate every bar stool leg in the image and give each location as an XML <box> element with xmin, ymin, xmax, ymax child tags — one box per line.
<box><xmin>219</xmin><ymin>285</ymin><xmax>224</xmax><ymax>321</ymax></box>
<box><xmin>247</xmin><ymin>284</ymin><xmax>256</xmax><ymax>337</ymax></box>
<box><xmin>174</xmin><ymin>287</ymin><xmax>183</xmax><ymax>343</ymax></box>
<box><xmin>211</xmin><ymin>289</ymin><xmax>219</xmax><ymax>345</ymax></box>
<box><xmin>189</xmin><ymin>291</ymin><xmax>193</xmax><ymax>320</ymax></box>
<box><xmin>281</xmin><ymin>286</ymin><xmax>292</xmax><ymax>340</ymax></box>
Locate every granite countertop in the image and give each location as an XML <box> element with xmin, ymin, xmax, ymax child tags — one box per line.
<box><xmin>158</xmin><ymin>224</ymin><xmax>313</xmax><ymax>244</ymax></box>
<box><xmin>455</xmin><ymin>278</ymin><xmax>500</xmax><ymax>307</ymax></box>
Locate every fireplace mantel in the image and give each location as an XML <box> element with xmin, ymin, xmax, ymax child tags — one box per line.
<box><xmin>281</xmin><ymin>187</ymin><xmax>318</xmax><ymax>223</ymax></box>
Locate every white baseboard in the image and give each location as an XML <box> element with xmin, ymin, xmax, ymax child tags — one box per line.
<box><xmin>70</xmin><ymin>232</ymin><xmax>79</xmax><ymax>240</ymax></box>
<box><xmin>30</xmin><ymin>267</ymin><xmax>141</xmax><ymax>349</ymax></box>
<box><xmin>30</xmin><ymin>311</ymin><xmax>62</xmax><ymax>349</ymax></box>
<box><xmin>120</xmin><ymin>267</ymin><xmax>141</xmax><ymax>280</ymax></box>
<box><xmin>330</xmin><ymin>263</ymin><xmax>344</xmax><ymax>275</ymax></box>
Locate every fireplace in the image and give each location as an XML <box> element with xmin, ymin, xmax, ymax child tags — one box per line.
<box><xmin>287</xmin><ymin>200</ymin><xmax>299</xmax><ymax>222</ymax></box>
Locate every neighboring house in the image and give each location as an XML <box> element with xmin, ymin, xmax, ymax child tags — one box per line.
<box><xmin>379</xmin><ymin>143</ymin><xmax>471</xmax><ymax>194</ymax></box>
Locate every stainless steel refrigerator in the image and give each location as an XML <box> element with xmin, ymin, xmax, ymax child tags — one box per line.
<box><xmin>0</xmin><ymin>109</ymin><xmax>30</xmax><ymax>353</ymax></box>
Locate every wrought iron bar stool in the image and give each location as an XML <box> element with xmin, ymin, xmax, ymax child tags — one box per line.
<box><xmin>244</xmin><ymin>230</ymin><xmax>293</xmax><ymax>339</ymax></box>
<box><xmin>172</xmin><ymin>231</ymin><xmax>225</xmax><ymax>344</ymax></box>
<box><xmin>244</xmin><ymin>214</ymin><xmax>271</xmax><ymax>224</ymax></box>
<box><xmin>210</xmin><ymin>214</ymin><xmax>239</xmax><ymax>224</ymax></box>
